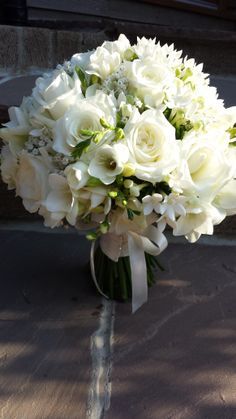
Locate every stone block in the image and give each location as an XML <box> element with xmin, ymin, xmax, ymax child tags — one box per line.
<box><xmin>55</xmin><ymin>30</ymin><xmax>83</xmax><ymax>64</ymax></box>
<box><xmin>55</xmin><ymin>30</ymin><xmax>107</xmax><ymax>64</ymax></box>
<box><xmin>20</xmin><ymin>26</ymin><xmax>55</xmax><ymax>71</ymax></box>
<box><xmin>0</xmin><ymin>25</ymin><xmax>19</xmax><ymax>73</ymax></box>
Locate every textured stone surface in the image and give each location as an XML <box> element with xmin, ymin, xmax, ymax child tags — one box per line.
<box><xmin>0</xmin><ymin>25</ymin><xmax>236</xmax><ymax>76</ymax></box>
<box><xmin>107</xmin><ymin>243</ymin><xmax>236</xmax><ymax>419</ymax></box>
<box><xmin>20</xmin><ymin>26</ymin><xmax>55</xmax><ymax>70</ymax></box>
<box><xmin>56</xmin><ymin>30</ymin><xmax>107</xmax><ymax>64</ymax></box>
<box><xmin>1</xmin><ymin>231</ymin><xmax>236</xmax><ymax>418</ymax></box>
<box><xmin>0</xmin><ymin>26</ymin><xmax>19</xmax><ymax>72</ymax></box>
<box><xmin>0</xmin><ymin>230</ymin><xmax>101</xmax><ymax>419</ymax></box>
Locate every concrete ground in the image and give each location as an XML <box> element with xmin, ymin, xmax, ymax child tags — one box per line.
<box><xmin>1</xmin><ymin>229</ymin><xmax>236</xmax><ymax>418</ymax></box>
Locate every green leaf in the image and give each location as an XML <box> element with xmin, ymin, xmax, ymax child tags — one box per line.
<box><xmin>87</xmin><ymin>176</ymin><xmax>103</xmax><ymax>187</ymax></box>
<box><xmin>127</xmin><ymin>208</ymin><xmax>134</xmax><ymax>220</ymax></box>
<box><xmin>71</xmin><ymin>138</ymin><xmax>91</xmax><ymax>159</ymax></box>
<box><xmin>228</xmin><ymin>127</ymin><xmax>236</xmax><ymax>140</ymax></box>
<box><xmin>163</xmin><ymin>107</ymin><xmax>172</xmax><ymax>120</ymax></box>
<box><xmin>75</xmin><ymin>66</ymin><xmax>87</xmax><ymax>93</ymax></box>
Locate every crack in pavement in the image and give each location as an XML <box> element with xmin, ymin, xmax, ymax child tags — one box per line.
<box><xmin>86</xmin><ymin>299</ymin><xmax>115</xmax><ymax>419</ymax></box>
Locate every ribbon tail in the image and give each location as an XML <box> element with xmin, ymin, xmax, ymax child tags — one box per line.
<box><xmin>128</xmin><ymin>232</ymin><xmax>148</xmax><ymax>313</ymax></box>
<box><xmin>90</xmin><ymin>241</ymin><xmax>109</xmax><ymax>300</ymax></box>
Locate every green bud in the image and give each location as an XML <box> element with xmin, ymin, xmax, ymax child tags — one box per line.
<box><xmin>124</xmin><ymin>179</ymin><xmax>133</xmax><ymax>189</ymax></box>
<box><xmin>175</xmin><ymin>68</ymin><xmax>182</xmax><ymax>78</ymax></box>
<box><xmin>100</xmin><ymin>117</ymin><xmax>114</xmax><ymax>130</ymax></box>
<box><xmin>124</xmin><ymin>48</ymin><xmax>138</xmax><ymax>62</ymax></box>
<box><xmin>100</xmin><ymin>221</ymin><xmax>110</xmax><ymax>234</ymax></box>
<box><xmin>93</xmin><ymin>132</ymin><xmax>104</xmax><ymax>144</ymax></box>
<box><xmin>122</xmin><ymin>199</ymin><xmax>128</xmax><ymax>206</ymax></box>
<box><xmin>108</xmin><ymin>191</ymin><xmax>118</xmax><ymax>198</ymax></box>
<box><xmin>80</xmin><ymin>129</ymin><xmax>94</xmax><ymax>137</ymax></box>
<box><xmin>86</xmin><ymin>232</ymin><xmax>97</xmax><ymax>241</ymax></box>
<box><xmin>114</xmin><ymin>128</ymin><xmax>125</xmax><ymax>141</ymax></box>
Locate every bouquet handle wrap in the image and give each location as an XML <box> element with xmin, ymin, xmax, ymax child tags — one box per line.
<box><xmin>90</xmin><ymin>221</ymin><xmax>167</xmax><ymax>312</ymax></box>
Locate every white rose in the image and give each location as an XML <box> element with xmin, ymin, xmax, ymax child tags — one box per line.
<box><xmin>175</xmin><ymin>133</ymin><xmax>233</xmax><ymax>201</ymax></box>
<box><xmin>125</xmin><ymin>57</ymin><xmax>174</xmax><ymax>106</ymax></box>
<box><xmin>15</xmin><ymin>152</ymin><xmax>49</xmax><ymax>213</ymax></box>
<box><xmin>214</xmin><ymin>179</ymin><xmax>236</xmax><ymax>216</ymax></box>
<box><xmin>53</xmin><ymin>91</ymin><xmax>117</xmax><ymax>156</ymax></box>
<box><xmin>65</xmin><ymin>161</ymin><xmax>89</xmax><ymax>193</ymax></box>
<box><xmin>124</xmin><ymin>109</ymin><xmax>179</xmax><ymax>183</ymax></box>
<box><xmin>86</xmin><ymin>46</ymin><xmax>121</xmax><ymax>80</ymax></box>
<box><xmin>88</xmin><ymin>143</ymin><xmax>129</xmax><ymax>185</ymax></box>
<box><xmin>42</xmin><ymin>173</ymin><xmax>78</xmax><ymax>227</ymax></box>
<box><xmin>0</xmin><ymin>106</ymin><xmax>30</xmax><ymax>156</ymax></box>
<box><xmin>71</xmin><ymin>50</ymin><xmax>94</xmax><ymax>71</ymax></box>
<box><xmin>85</xmin><ymin>35</ymin><xmax>130</xmax><ymax>80</ymax></box>
<box><xmin>32</xmin><ymin>69</ymin><xmax>82</xmax><ymax>121</ymax></box>
<box><xmin>102</xmin><ymin>34</ymin><xmax>131</xmax><ymax>57</ymax></box>
<box><xmin>1</xmin><ymin>145</ymin><xmax>18</xmax><ymax>189</ymax></box>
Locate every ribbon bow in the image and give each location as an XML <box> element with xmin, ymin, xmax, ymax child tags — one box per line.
<box><xmin>90</xmin><ymin>220</ymin><xmax>167</xmax><ymax>313</ymax></box>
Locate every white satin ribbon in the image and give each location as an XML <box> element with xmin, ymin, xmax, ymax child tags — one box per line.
<box><xmin>128</xmin><ymin>232</ymin><xmax>148</xmax><ymax>313</ymax></box>
<box><xmin>90</xmin><ymin>221</ymin><xmax>168</xmax><ymax>313</ymax></box>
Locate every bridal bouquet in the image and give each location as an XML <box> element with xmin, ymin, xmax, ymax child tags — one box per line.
<box><xmin>1</xmin><ymin>35</ymin><xmax>236</xmax><ymax>311</ymax></box>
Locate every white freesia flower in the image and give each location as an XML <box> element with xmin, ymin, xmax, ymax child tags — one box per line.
<box><xmin>88</xmin><ymin>143</ymin><xmax>129</xmax><ymax>185</ymax></box>
<box><xmin>134</xmin><ymin>38</ymin><xmax>182</xmax><ymax>68</ymax></box>
<box><xmin>32</xmin><ymin>69</ymin><xmax>82</xmax><ymax>121</ymax></box>
<box><xmin>158</xmin><ymin>193</ymin><xmax>187</xmax><ymax>228</ymax></box>
<box><xmin>0</xmin><ymin>145</ymin><xmax>18</xmax><ymax>189</ymax></box>
<box><xmin>124</xmin><ymin>108</ymin><xmax>179</xmax><ymax>182</ymax></box>
<box><xmin>16</xmin><ymin>152</ymin><xmax>49</xmax><ymax>213</ymax></box>
<box><xmin>65</xmin><ymin>161</ymin><xmax>89</xmax><ymax>193</ymax></box>
<box><xmin>86</xmin><ymin>34</ymin><xmax>130</xmax><ymax>80</ymax></box>
<box><xmin>53</xmin><ymin>91</ymin><xmax>117</xmax><ymax>156</ymax></box>
<box><xmin>42</xmin><ymin>173</ymin><xmax>78</xmax><ymax>227</ymax></box>
<box><xmin>142</xmin><ymin>193</ymin><xmax>163</xmax><ymax>215</ymax></box>
<box><xmin>173</xmin><ymin>200</ymin><xmax>225</xmax><ymax>243</ymax></box>
<box><xmin>77</xmin><ymin>186</ymin><xmax>111</xmax><ymax>216</ymax></box>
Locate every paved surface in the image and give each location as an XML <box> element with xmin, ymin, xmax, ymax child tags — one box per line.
<box><xmin>1</xmin><ymin>230</ymin><xmax>236</xmax><ymax>418</ymax></box>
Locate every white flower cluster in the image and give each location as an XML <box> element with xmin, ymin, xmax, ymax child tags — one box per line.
<box><xmin>1</xmin><ymin>34</ymin><xmax>236</xmax><ymax>243</ymax></box>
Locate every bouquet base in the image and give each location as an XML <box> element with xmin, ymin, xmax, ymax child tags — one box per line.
<box><xmin>93</xmin><ymin>245</ymin><xmax>163</xmax><ymax>302</ymax></box>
